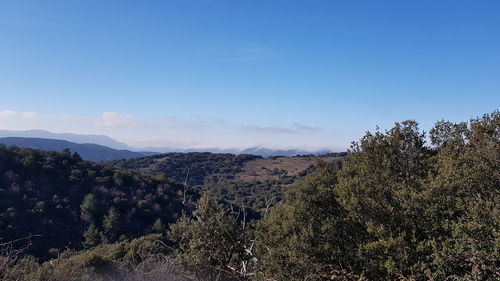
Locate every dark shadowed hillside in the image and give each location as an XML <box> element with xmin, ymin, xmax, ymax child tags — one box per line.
<box><xmin>0</xmin><ymin>145</ymin><xmax>188</xmax><ymax>259</ymax></box>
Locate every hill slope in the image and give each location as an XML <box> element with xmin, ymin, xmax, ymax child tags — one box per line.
<box><xmin>0</xmin><ymin>145</ymin><xmax>187</xmax><ymax>259</ymax></box>
<box><xmin>108</xmin><ymin>152</ymin><xmax>346</xmax><ymax>215</ymax></box>
<box><xmin>107</xmin><ymin>152</ymin><xmax>263</xmax><ymax>186</ymax></box>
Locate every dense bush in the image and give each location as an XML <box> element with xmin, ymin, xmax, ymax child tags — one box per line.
<box><xmin>257</xmin><ymin>112</ymin><xmax>499</xmax><ymax>280</ymax></box>
<box><xmin>169</xmin><ymin>193</ymin><xmax>252</xmax><ymax>280</ymax></box>
<box><xmin>256</xmin><ymin>161</ymin><xmax>366</xmax><ymax>280</ymax></box>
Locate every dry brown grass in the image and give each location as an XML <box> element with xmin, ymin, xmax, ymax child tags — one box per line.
<box><xmin>235</xmin><ymin>156</ymin><xmax>341</xmax><ymax>182</ymax></box>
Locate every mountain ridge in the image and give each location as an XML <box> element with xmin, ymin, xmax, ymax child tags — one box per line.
<box><xmin>136</xmin><ymin>146</ymin><xmax>334</xmax><ymax>157</ymax></box>
<box><xmin>0</xmin><ymin>129</ymin><xmax>336</xmax><ymax>157</ymax></box>
<box><xmin>0</xmin><ymin>129</ymin><xmax>131</xmax><ymax>150</ymax></box>
<box><xmin>0</xmin><ymin>137</ymin><xmax>155</xmax><ymax>162</ymax></box>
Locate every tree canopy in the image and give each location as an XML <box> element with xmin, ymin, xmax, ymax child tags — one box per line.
<box><xmin>257</xmin><ymin>112</ymin><xmax>499</xmax><ymax>280</ymax></box>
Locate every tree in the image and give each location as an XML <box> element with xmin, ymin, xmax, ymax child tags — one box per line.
<box><xmin>103</xmin><ymin>208</ymin><xmax>121</xmax><ymax>243</ymax></box>
<box><xmin>80</xmin><ymin>194</ymin><xmax>97</xmax><ymax>223</ymax></box>
<box><xmin>256</xmin><ymin>161</ymin><xmax>365</xmax><ymax>281</ymax></box>
<box><xmin>422</xmin><ymin>111</ymin><xmax>500</xmax><ymax>279</ymax></box>
<box><xmin>168</xmin><ymin>192</ymin><xmax>247</xmax><ymax>277</ymax></box>
<box><xmin>330</xmin><ymin>114</ymin><xmax>500</xmax><ymax>279</ymax></box>
<box><xmin>151</xmin><ymin>218</ymin><xmax>165</xmax><ymax>234</ymax></box>
<box><xmin>82</xmin><ymin>223</ymin><xmax>101</xmax><ymax>249</ymax></box>
<box><xmin>335</xmin><ymin>120</ymin><xmax>432</xmax><ymax>278</ymax></box>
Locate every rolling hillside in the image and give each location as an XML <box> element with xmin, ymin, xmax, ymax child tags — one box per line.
<box><xmin>108</xmin><ymin>152</ymin><xmax>346</xmax><ymax>215</ymax></box>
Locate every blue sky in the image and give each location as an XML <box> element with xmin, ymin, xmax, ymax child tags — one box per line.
<box><xmin>0</xmin><ymin>0</ymin><xmax>499</xmax><ymax>150</ymax></box>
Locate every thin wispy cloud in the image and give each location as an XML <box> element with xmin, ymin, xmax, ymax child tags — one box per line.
<box><xmin>0</xmin><ymin>110</ymin><xmax>17</xmax><ymax>119</ymax></box>
<box><xmin>0</xmin><ymin>110</ymin><xmax>45</xmax><ymax>120</ymax></box>
<box><xmin>244</xmin><ymin>123</ymin><xmax>322</xmax><ymax>134</ymax></box>
<box><xmin>0</xmin><ymin>110</ymin><xmax>150</xmax><ymax>132</ymax></box>
<box><xmin>166</xmin><ymin>116</ymin><xmax>204</xmax><ymax>130</ymax></box>
<box><xmin>97</xmin><ymin>112</ymin><xmax>149</xmax><ymax>129</ymax></box>
<box><xmin>166</xmin><ymin>116</ymin><xmax>228</xmax><ymax>131</ymax></box>
<box><xmin>292</xmin><ymin>123</ymin><xmax>322</xmax><ymax>132</ymax></box>
<box><xmin>120</xmin><ymin>137</ymin><xmax>203</xmax><ymax>149</ymax></box>
<box><xmin>245</xmin><ymin>125</ymin><xmax>295</xmax><ymax>134</ymax></box>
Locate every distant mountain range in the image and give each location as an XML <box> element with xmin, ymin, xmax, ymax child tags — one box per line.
<box><xmin>0</xmin><ymin>129</ymin><xmax>334</xmax><ymax>157</ymax></box>
<box><xmin>0</xmin><ymin>137</ymin><xmax>155</xmax><ymax>162</ymax></box>
<box><xmin>239</xmin><ymin>147</ymin><xmax>332</xmax><ymax>157</ymax></box>
<box><xmin>0</xmin><ymin>129</ymin><xmax>131</xmax><ymax>150</ymax></box>
<box><xmin>137</xmin><ymin>146</ymin><xmax>333</xmax><ymax>157</ymax></box>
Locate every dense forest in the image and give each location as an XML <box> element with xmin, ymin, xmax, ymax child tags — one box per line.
<box><xmin>0</xmin><ymin>147</ymin><xmax>189</xmax><ymax>259</ymax></box>
<box><xmin>0</xmin><ymin>111</ymin><xmax>499</xmax><ymax>280</ymax></box>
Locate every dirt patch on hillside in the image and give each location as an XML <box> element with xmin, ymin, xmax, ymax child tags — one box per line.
<box><xmin>235</xmin><ymin>155</ymin><xmax>341</xmax><ymax>182</ymax></box>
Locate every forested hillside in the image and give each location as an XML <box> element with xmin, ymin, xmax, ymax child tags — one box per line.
<box><xmin>107</xmin><ymin>152</ymin><xmax>262</xmax><ymax>186</ymax></box>
<box><xmin>108</xmin><ymin>152</ymin><xmax>345</xmax><ymax>216</ymax></box>
<box><xmin>0</xmin><ymin>146</ymin><xmax>188</xmax><ymax>259</ymax></box>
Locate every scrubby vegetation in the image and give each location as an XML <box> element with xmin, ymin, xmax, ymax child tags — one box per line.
<box><xmin>1</xmin><ymin>111</ymin><xmax>499</xmax><ymax>280</ymax></box>
<box><xmin>0</xmin><ymin>234</ymin><xmax>194</xmax><ymax>281</ymax></box>
<box><xmin>108</xmin><ymin>152</ymin><xmax>344</xmax><ymax>217</ymax></box>
<box><xmin>0</xmin><ymin>195</ymin><xmax>248</xmax><ymax>281</ymax></box>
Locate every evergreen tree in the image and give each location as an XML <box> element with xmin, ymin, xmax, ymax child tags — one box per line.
<box><xmin>152</xmin><ymin>218</ymin><xmax>165</xmax><ymax>233</ymax></box>
<box><xmin>103</xmin><ymin>207</ymin><xmax>121</xmax><ymax>242</ymax></box>
<box><xmin>82</xmin><ymin>223</ymin><xmax>101</xmax><ymax>249</ymax></box>
<box><xmin>80</xmin><ymin>193</ymin><xmax>97</xmax><ymax>223</ymax></box>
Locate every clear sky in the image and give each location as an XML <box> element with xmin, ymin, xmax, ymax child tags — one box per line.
<box><xmin>1</xmin><ymin>0</ymin><xmax>499</xmax><ymax>150</ymax></box>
